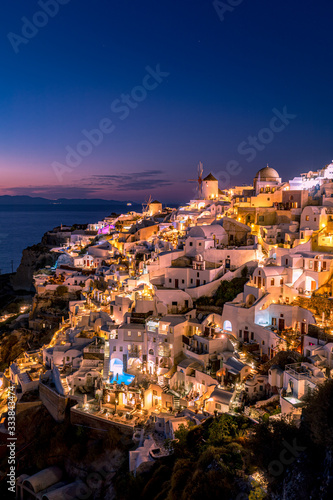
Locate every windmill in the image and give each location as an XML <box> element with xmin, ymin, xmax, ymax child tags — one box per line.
<box><xmin>188</xmin><ymin>162</ymin><xmax>204</xmax><ymax>199</ymax></box>
<box><xmin>142</xmin><ymin>195</ymin><xmax>152</xmax><ymax>214</ymax></box>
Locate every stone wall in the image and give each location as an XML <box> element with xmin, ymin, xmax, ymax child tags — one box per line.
<box><xmin>39</xmin><ymin>381</ymin><xmax>68</xmax><ymax>423</ymax></box>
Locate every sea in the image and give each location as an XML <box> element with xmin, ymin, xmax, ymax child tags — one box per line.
<box><xmin>0</xmin><ymin>204</ymin><xmax>142</xmax><ymax>274</ymax></box>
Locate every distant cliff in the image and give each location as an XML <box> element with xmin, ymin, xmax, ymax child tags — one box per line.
<box><xmin>10</xmin><ymin>244</ymin><xmax>57</xmax><ymax>292</ymax></box>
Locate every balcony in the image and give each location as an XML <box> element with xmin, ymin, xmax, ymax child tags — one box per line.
<box><xmin>285</xmin><ymin>363</ymin><xmax>314</xmax><ymax>381</ymax></box>
<box><xmin>128</xmin><ymin>348</ymin><xmax>141</xmax><ymax>358</ymax></box>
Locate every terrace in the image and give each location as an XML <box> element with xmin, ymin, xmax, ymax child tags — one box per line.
<box><xmin>71</xmin><ymin>401</ymin><xmax>147</xmax><ymax>430</ymax></box>
<box><xmin>285</xmin><ymin>362</ymin><xmax>318</xmax><ymax>382</ymax></box>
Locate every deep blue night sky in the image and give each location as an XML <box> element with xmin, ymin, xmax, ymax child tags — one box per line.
<box><xmin>0</xmin><ymin>0</ymin><xmax>332</xmax><ymax>202</ymax></box>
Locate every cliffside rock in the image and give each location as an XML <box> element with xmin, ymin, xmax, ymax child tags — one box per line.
<box><xmin>10</xmin><ymin>244</ymin><xmax>57</xmax><ymax>292</ymax></box>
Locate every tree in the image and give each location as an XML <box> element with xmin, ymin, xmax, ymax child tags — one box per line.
<box><xmin>55</xmin><ymin>285</ymin><xmax>68</xmax><ymax>297</ymax></box>
<box><xmin>302</xmin><ymin>379</ymin><xmax>333</xmax><ymax>450</ymax></box>
<box><xmin>241</xmin><ymin>265</ymin><xmax>249</xmax><ymax>278</ymax></box>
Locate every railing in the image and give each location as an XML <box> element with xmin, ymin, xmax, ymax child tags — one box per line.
<box><xmin>285</xmin><ymin>363</ymin><xmax>313</xmax><ymax>381</ymax></box>
<box><xmin>128</xmin><ymin>350</ymin><xmax>141</xmax><ymax>358</ymax></box>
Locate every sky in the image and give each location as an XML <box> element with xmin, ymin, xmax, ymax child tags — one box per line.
<box><xmin>0</xmin><ymin>0</ymin><xmax>333</xmax><ymax>203</ymax></box>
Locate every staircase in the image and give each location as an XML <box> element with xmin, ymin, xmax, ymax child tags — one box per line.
<box><xmin>103</xmin><ymin>341</ymin><xmax>110</xmax><ymax>380</ymax></box>
<box><xmin>173</xmin><ymin>395</ymin><xmax>181</xmax><ymax>410</ymax></box>
<box><xmin>61</xmin><ymin>376</ymin><xmax>70</xmax><ymax>396</ymax></box>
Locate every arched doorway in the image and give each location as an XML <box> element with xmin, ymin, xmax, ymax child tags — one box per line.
<box><xmin>223</xmin><ymin>320</ymin><xmax>232</xmax><ymax>332</ymax></box>
<box><xmin>246</xmin><ymin>294</ymin><xmax>256</xmax><ymax>307</ymax></box>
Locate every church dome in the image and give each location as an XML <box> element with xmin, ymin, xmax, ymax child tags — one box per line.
<box><xmin>254</xmin><ymin>166</ymin><xmax>280</xmax><ymax>181</ymax></box>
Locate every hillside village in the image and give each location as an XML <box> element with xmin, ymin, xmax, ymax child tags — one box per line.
<box><xmin>3</xmin><ymin>162</ymin><xmax>333</xmax><ymax>498</ymax></box>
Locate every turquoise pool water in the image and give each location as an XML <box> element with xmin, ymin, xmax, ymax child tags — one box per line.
<box><xmin>110</xmin><ymin>373</ymin><xmax>135</xmax><ymax>385</ymax></box>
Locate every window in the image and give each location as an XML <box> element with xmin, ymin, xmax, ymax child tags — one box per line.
<box><xmin>239</xmin><ymin>330</ymin><xmax>242</xmax><ymax>338</ymax></box>
<box><xmin>259</xmin><ymin>385</ymin><xmax>263</xmax><ymax>391</ymax></box>
<box><xmin>120</xmin><ymin>346</ymin><xmax>123</xmax><ymax>352</ymax></box>
<box><xmin>189</xmin><ymin>242</ymin><xmax>193</xmax><ymax>246</ymax></box>
<box><xmin>262</xmin><ymin>341</ymin><xmax>265</xmax><ymax>345</ymax></box>
<box><xmin>172</xmin><ymin>301</ymin><xmax>177</xmax><ymax>306</ymax></box>
<box><xmin>285</xmin><ymin>258</ymin><xmax>288</xmax><ymax>265</ymax></box>
<box><xmin>182</xmin><ymin>279</ymin><xmax>185</xmax><ymax>284</ymax></box>
<box><xmin>259</xmin><ymin>215</ymin><xmax>264</xmax><ymax>222</ymax></box>
<box><xmin>190</xmin><ymin>279</ymin><xmax>193</xmax><ymax>284</ymax></box>
<box><xmin>197</xmin><ymin>272</ymin><xmax>200</xmax><ymax>277</ymax></box>
<box><xmin>305</xmin><ymin>215</ymin><xmax>309</xmax><ymax>221</ymax></box>
<box><xmin>323</xmin><ymin>261</ymin><xmax>327</xmax><ymax>270</ymax></box>
<box><xmin>309</xmin><ymin>261</ymin><xmax>313</xmax><ymax>269</ymax></box>
<box><xmin>314</xmin><ymin>217</ymin><xmax>316</xmax><ymax>221</ymax></box>
<box><xmin>272</xmin><ymin>318</ymin><xmax>277</xmax><ymax>326</ymax></box>
<box><xmin>198</xmin><ymin>242</ymin><xmax>202</xmax><ymax>246</ymax></box>
<box><xmin>128</xmin><ymin>332</ymin><xmax>131</xmax><ymax>337</ymax></box>
<box><xmin>215</xmin><ymin>403</ymin><xmax>221</xmax><ymax>410</ymax></box>
<box><xmin>169</xmin><ymin>279</ymin><xmax>172</xmax><ymax>283</ymax></box>
<box><xmin>153</xmin><ymin>390</ymin><xmax>157</xmax><ymax>396</ymax></box>
<box><xmin>113</xmin><ymin>346</ymin><xmax>116</xmax><ymax>351</ymax></box>
<box><xmin>271</xmin><ymin>278</ymin><xmax>275</xmax><ymax>286</ymax></box>
<box><xmin>280</xmin><ymin>278</ymin><xmax>284</xmax><ymax>285</ymax></box>
<box><xmin>138</xmin><ymin>332</ymin><xmax>142</xmax><ymax>337</ymax></box>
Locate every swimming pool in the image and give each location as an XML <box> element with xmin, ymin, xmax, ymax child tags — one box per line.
<box><xmin>110</xmin><ymin>372</ymin><xmax>135</xmax><ymax>385</ymax></box>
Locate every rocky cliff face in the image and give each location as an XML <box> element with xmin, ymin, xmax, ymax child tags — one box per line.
<box><xmin>10</xmin><ymin>244</ymin><xmax>57</xmax><ymax>292</ymax></box>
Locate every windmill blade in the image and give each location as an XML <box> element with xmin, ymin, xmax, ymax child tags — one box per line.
<box><xmin>198</xmin><ymin>161</ymin><xmax>203</xmax><ymax>179</ymax></box>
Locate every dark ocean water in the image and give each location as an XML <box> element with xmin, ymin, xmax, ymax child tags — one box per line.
<box><xmin>0</xmin><ymin>204</ymin><xmax>141</xmax><ymax>274</ymax></box>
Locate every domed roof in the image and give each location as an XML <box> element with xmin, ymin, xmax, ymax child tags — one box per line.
<box><xmin>254</xmin><ymin>166</ymin><xmax>280</xmax><ymax>180</ymax></box>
